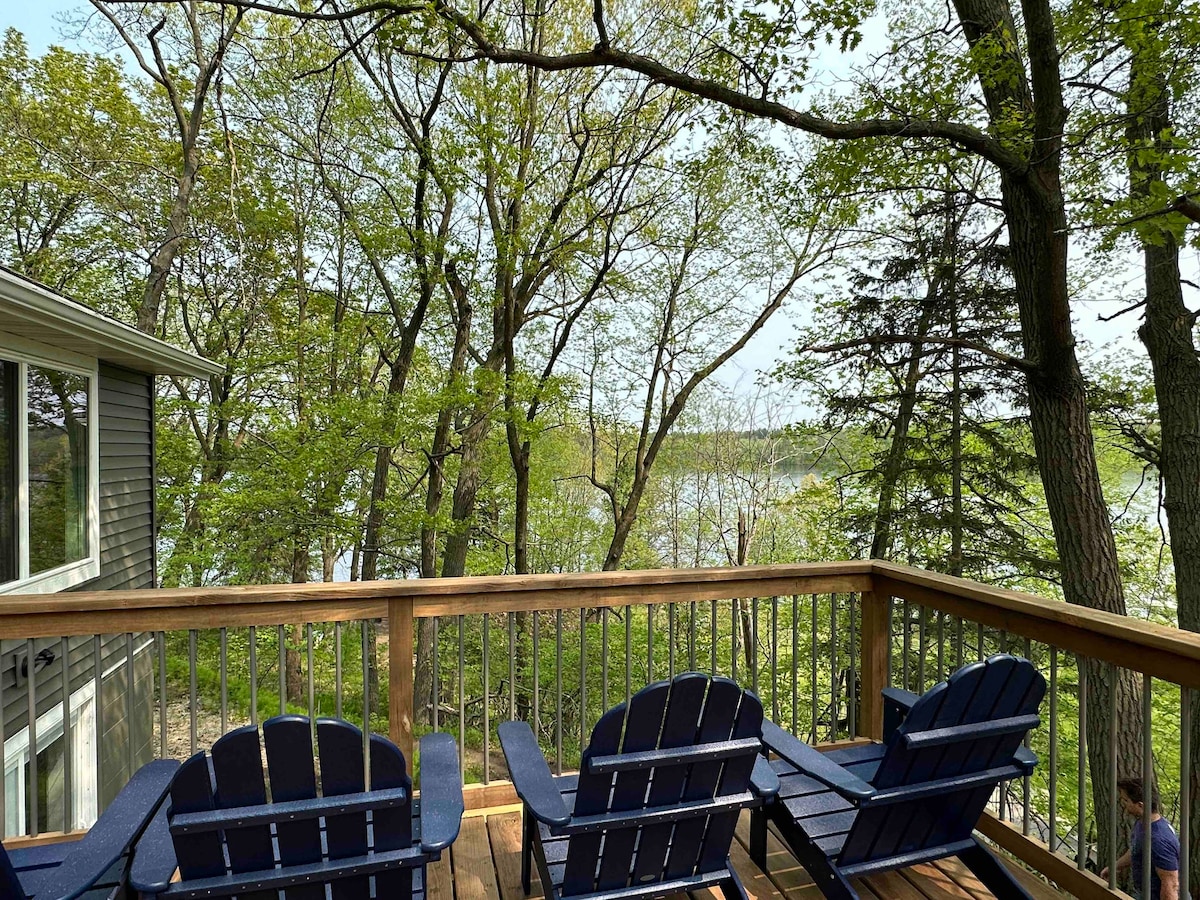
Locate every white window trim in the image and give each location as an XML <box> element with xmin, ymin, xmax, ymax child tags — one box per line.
<box><xmin>3</xmin><ymin>680</ymin><xmax>99</xmax><ymax>834</ymax></box>
<box><xmin>0</xmin><ymin>330</ymin><xmax>100</xmax><ymax>594</ymax></box>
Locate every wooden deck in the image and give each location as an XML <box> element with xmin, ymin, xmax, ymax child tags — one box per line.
<box><xmin>431</xmin><ymin>806</ymin><xmax>1070</xmax><ymax>900</ymax></box>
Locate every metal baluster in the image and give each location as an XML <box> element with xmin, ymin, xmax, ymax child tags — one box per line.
<box><xmin>1049</xmin><ymin>647</ymin><xmax>1058</xmax><ymax>853</ymax></box>
<box><xmin>93</xmin><ymin>636</ymin><xmax>102</xmax><ymax>807</ymax></box>
<box><xmin>936</xmin><ymin>612</ymin><xmax>944</xmax><ymax>682</ymax></box>
<box><xmin>1022</xmin><ymin>637</ymin><xmax>1032</xmax><ymax>836</ymax></box>
<box><xmin>626</xmin><ymin>605</ymin><xmax>632</xmax><ymax>705</ymax></box>
<box><xmin>752</xmin><ymin>597</ymin><xmax>759</xmax><ymax>695</ymax></box>
<box><xmin>771</xmin><ymin>596</ymin><xmax>779</xmax><ymax>723</ymax></box>
<box><xmin>361</xmin><ymin>620</ymin><xmax>371</xmax><ymax>784</ymax></box>
<box><xmin>278</xmin><ymin>625</ymin><xmax>287</xmax><ymax>715</ymax></box>
<box><xmin>579</xmin><ymin>608</ymin><xmax>587</xmax><ymax>756</ymax></box>
<box><xmin>219</xmin><ymin>627</ymin><xmax>228</xmax><ymax>734</ymax></box>
<box><xmin>710</xmin><ymin>599</ymin><xmax>717</xmax><ymax>675</ymax></box>
<box><xmin>556</xmin><ymin>610</ymin><xmax>563</xmax><ymax>775</ymax></box>
<box><xmin>792</xmin><ymin>595</ymin><xmax>799</xmax><ymax>734</ymax></box>
<box><xmin>533</xmin><ymin>611</ymin><xmax>540</xmax><ymax>743</ymax></box>
<box><xmin>976</xmin><ymin>622</ymin><xmax>985</xmax><ymax>662</ymax></box>
<box><xmin>1000</xmin><ymin>629</ymin><xmax>1009</xmax><ymax>655</ymax></box>
<box><xmin>431</xmin><ymin>617</ymin><xmax>438</xmax><ymax>731</ymax></box>
<box><xmin>1077</xmin><ymin>658</ymin><xmax>1088</xmax><ymax>870</ymax></box>
<box><xmin>831</xmin><ymin>594</ymin><xmax>838</xmax><ymax>742</ymax></box>
<box><xmin>306</xmin><ymin>624</ymin><xmax>314</xmax><ymax>719</ymax></box>
<box><xmin>483</xmin><ymin>614</ymin><xmax>490</xmax><ymax>784</ymax></box>
<box><xmin>668</xmin><ymin>602</ymin><xmax>675</xmax><ymax>678</ymax></box>
<box><xmin>810</xmin><ymin>595</ymin><xmax>819</xmax><ymax>743</ymax></box>
<box><xmin>61</xmin><ymin>637</ymin><xmax>71</xmax><ymax>832</ymax></box>
<box><xmin>458</xmin><ymin>615</ymin><xmax>465</xmax><ymax>779</ymax></box>
<box><xmin>955</xmin><ymin>617</ymin><xmax>964</xmax><ymax>670</ymax></box>
<box><xmin>602</xmin><ymin>608</ymin><xmax>609</xmax><ymax>711</ymax></box>
<box><xmin>902</xmin><ymin>600</ymin><xmax>911</xmax><ymax>691</ymax></box>
<box><xmin>157</xmin><ymin>631</ymin><xmax>167</xmax><ymax>758</ymax></box>
<box><xmin>509</xmin><ymin>612</ymin><xmax>516</xmax><ymax>723</ymax></box>
<box><xmin>125</xmin><ymin>633</ymin><xmax>135</xmax><ymax>780</ymax></box>
<box><xmin>848</xmin><ymin>594</ymin><xmax>857</xmax><ymax>738</ymax></box>
<box><xmin>1141</xmin><ymin>673</ymin><xmax>1153</xmax><ymax>900</ymax></box>
<box><xmin>188</xmin><ymin>630</ymin><xmax>198</xmax><ymax>754</ymax></box>
<box><xmin>689</xmin><ymin>601</ymin><xmax>697</xmax><ymax>672</ymax></box>
<box><xmin>917</xmin><ymin>606</ymin><xmax>927</xmax><ymax>693</ymax></box>
<box><xmin>249</xmin><ymin>625</ymin><xmax>258</xmax><ymax>725</ymax></box>
<box><xmin>1181</xmin><ymin>686</ymin><xmax>1192</xmax><ymax>895</ymax></box>
<box><xmin>1108</xmin><ymin>664</ymin><xmax>1119</xmax><ymax>889</ymax></box>
<box><xmin>26</xmin><ymin>639</ymin><xmax>37</xmax><ymax>836</ymax></box>
<box><xmin>647</xmin><ymin>605</ymin><xmax>655</xmax><ymax>683</ymax></box>
<box><xmin>731</xmin><ymin>599</ymin><xmax>739</xmax><ymax>685</ymax></box>
<box><xmin>335</xmin><ymin>621</ymin><xmax>343</xmax><ymax>720</ymax></box>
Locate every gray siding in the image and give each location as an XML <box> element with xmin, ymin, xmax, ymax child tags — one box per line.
<box><xmin>89</xmin><ymin>363</ymin><xmax>155</xmax><ymax>592</ymax></box>
<box><xmin>2</xmin><ymin>363</ymin><xmax>157</xmax><ymax>830</ymax></box>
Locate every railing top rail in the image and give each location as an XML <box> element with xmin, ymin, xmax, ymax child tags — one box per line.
<box><xmin>5</xmin><ymin>560</ymin><xmax>1200</xmax><ymax>686</ymax></box>
<box><xmin>876</xmin><ymin>561</ymin><xmax>1200</xmax><ymax>687</ymax></box>
<box><xmin>0</xmin><ymin>562</ymin><xmax>872</xmax><ymax>638</ymax></box>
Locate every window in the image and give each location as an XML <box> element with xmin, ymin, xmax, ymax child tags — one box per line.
<box><xmin>0</xmin><ymin>337</ymin><xmax>99</xmax><ymax>594</ymax></box>
<box><xmin>3</xmin><ymin>681</ymin><xmax>98</xmax><ymax>835</ymax></box>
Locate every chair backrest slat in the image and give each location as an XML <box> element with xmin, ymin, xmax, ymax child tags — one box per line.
<box><xmin>371</xmin><ymin>732</ymin><xmax>415</xmax><ymax>899</ymax></box>
<box><xmin>170</xmin><ymin>754</ymin><xmax>223</xmax><ymax>881</ymax></box>
<box><xmin>838</xmin><ymin>655</ymin><xmax>1045</xmax><ymax>867</ymax></box>
<box><xmin>562</xmin><ymin>674</ymin><xmax>764</xmax><ymax>897</ymax></box>
<box><xmin>264</xmin><ymin>716</ymin><xmax>324</xmax><ymax>900</ymax></box>
<box><xmin>317</xmin><ymin>719</ymin><xmax>371</xmax><ymax>900</ymax></box>
<box><xmin>210</xmin><ymin>726</ymin><xmax>275</xmax><ymax>900</ymax></box>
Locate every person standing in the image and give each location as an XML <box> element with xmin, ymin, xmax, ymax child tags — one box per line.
<box><xmin>1100</xmin><ymin>777</ymin><xmax>1184</xmax><ymax>900</ymax></box>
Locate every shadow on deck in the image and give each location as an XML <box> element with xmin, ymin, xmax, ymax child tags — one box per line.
<box><xmin>432</xmin><ymin>807</ymin><xmax>1069</xmax><ymax>900</ymax></box>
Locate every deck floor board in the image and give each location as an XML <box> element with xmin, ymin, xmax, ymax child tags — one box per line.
<box><xmin>437</xmin><ymin>804</ymin><xmax>1072</xmax><ymax>900</ymax></box>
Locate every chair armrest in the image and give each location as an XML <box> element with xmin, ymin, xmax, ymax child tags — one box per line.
<box><xmin>498</xmin><ymin>722</ymin><xmax>570</xmax><ymax>827</ymax></box>
<box><xmin>1014</xmin><ymin>746</ymin><xmax>1038</xmax><ymax>775</ymax></box>
<box><xmin>750</xmin><ymin>755</ymin><xmax>780</xmax><ymax>800</ymax></box>
<box><xmin>419</xmin><ymin>732</ymin><xmax>465</xmax><ymax>852</ymax></box>
<box><xmin>882</xmin><ymin>687</ymin><xmax>919</xmax><ymax>742</ymax></box>
<box><xmin>129</xmin><ymin>798</ymin><xmax>176</xmax><ymax>897</ymax></box>
<box><xmin>760</xmin><ymin>720</ymin><xmax>875</xmax><ymax>803</ymax></box>
<box><xmin>34</xmin><ymin>758</ymin><xmax>179</xmax><ymax>900</ymax></box>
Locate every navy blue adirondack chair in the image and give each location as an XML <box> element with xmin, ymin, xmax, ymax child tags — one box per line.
<box><xmin>499</xmin><ymin>672</ymin><xmax>780</xmax><ymax>900</ymax></box>
<box><xmin>130</xmin><ymin>716</ymin><xmax>463</xmax><ymax>900</ymax></box>
<box><xmin>750</xmin><ymin>654</ymin><xmax>1046</xmax><ymax>900</ymax></box>
<box><xmin>0</xmin><ymin>758</ymin><xmax>178</xmax><ymax>900</ymax></box>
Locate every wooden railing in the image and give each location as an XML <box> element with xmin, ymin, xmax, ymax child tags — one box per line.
<box><xmin>3</xmin><ymin>560</ymin><xmax>1200</xmax><ymax>900</ymax></box>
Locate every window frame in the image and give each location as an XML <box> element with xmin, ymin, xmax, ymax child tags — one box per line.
<box><xmin>0</xmin><ymin>331</ymin><xmax>100</xmax><ymax>594</ymax></box>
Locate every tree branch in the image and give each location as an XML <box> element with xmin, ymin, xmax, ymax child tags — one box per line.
<box><xmin>805</xmin><ymin>335</ymin><xmax>1038</xmax><ymax>373</ymax></box>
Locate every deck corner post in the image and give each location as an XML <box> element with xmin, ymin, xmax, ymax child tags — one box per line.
<box><xmin>388</xmin><ymin>596</ymin><xmax>416</xmax><ymax>773</ymax></box>
<box><xmin>859</xmin><ymin>589</ymin><xmax>889</xmax><ymax>741</ymax></box>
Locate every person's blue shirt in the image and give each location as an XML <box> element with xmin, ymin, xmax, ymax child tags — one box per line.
<box><xmin>1130</xmin><ymin>817</ymin><xmax>1188</xmax><ymax>900</ymax></box>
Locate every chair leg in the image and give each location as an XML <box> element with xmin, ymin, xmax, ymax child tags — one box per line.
<box><xmin>958</xmin><ymin>839</ymin><xmax>1035</xmax><ymax>900</ymax></box>
<box><xmin>749</xmin><ymin>809</ymin><xmax>768</xmax><ymax>870</ymax></box>
<box><xmin>521</xmin><ymin>806</ymin><xmax>535</xmax><ymax>895</ymax></box>
<box><xmin>718</xmin><ymin>865</ymin><xmax>750</xmax><ymax>900</ymax></box>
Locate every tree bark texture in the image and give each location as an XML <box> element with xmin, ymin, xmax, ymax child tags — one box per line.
<box><xmin>1127</xmin><ymin>47</ymin><xmax>1200</xmax><ymax>896</ymax></box>
<box><xmin>951</xmin><ymin>0</ymin><xmax>1141</xmax><ymax>865</ymax></box>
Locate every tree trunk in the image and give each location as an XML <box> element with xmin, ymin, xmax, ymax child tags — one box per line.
<box><xmin>870</xmin><ymin>282</ymin><xmax>939</xmax><ymax>560</ymax></box>
<box><xmin>998</xmin><ymin>169</ymin><xmax>1143</xmax><ymax>871</ymax></box>
<box><xmin>1126</xmin><ymin>47</ymin><xmax>1200</xmax><ymax>897</ymax></box>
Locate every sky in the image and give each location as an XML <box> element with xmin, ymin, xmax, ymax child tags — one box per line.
<box><xmin>3</xmin><ymin>0</ymin><xmax>1186</xmax><ymax>408</ymax></box>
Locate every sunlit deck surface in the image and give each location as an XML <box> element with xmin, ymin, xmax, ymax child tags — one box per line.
<box><xmin>435</xmin><ymin>806</ymin><xmax>1070</xmax><ymax>900</ymax></box>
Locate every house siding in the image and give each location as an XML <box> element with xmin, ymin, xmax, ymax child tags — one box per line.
<box><xmin>2</xmin><ymin>363</ymin><xmax>156</xmax><ymax>829</ymax></box>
